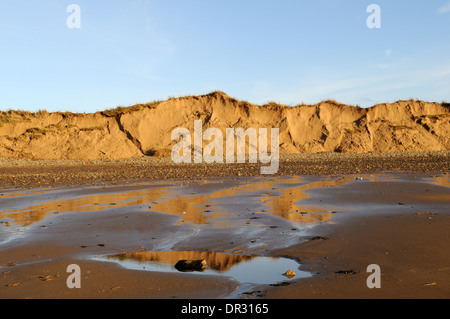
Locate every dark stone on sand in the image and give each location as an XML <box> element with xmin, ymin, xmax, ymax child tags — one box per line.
<box><xmin>270</xmin><ymin>281</ymin><xmax>291</xmax><ymax>287</ymax></box>
<box><xmin>311</xmin><ymin>236</ymin><xmax>327</xmax><ymax>240</ymax></box>
<box><xmin>174</xmin><ymin>259</ymin><xmax>207</xmax><ymax>272</ymax></box>
<box><xmin>335</xmin><ymin>269</ymin><xmax>358</xmax><ymax>275</ymax></box>
<box><xmin>242</xmin><ymin>290</ymin><xmax>264</xmax><ymax>297</ymax></box>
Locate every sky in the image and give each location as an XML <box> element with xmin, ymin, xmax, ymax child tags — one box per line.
<box><xmin>0</xmin><ymin>0</ymin><xmax>449</xmax><ymax>113</ymax></box>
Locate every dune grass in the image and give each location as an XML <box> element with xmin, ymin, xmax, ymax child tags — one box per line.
<box><xmin>0</xmin><ymin>110</ymin><xmax>32</xmax><ymax>126</ymax></box>
<box><xmin>390</xmin><ymin>125</ymin><xmax>415</xmax><ymax>130</ymax></box>
<box><xmin>101</xmin><ymin>101</ymin><xmax>162</xmax><ymax>117</ymax></box>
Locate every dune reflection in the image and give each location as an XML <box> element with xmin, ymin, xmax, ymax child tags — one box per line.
<box><xmin>150</xmin><ymin>176</ymin><xmax>351</xmax><ymax>226</ymax></box>
<box><xmin>108</xmin><ymin>250</ymin><xmax>254</xmax><ymax>272</ymax></box>
<box><xmin>429</xmin><ymin>175</ymin><xmax>449</xmax><ymax>188</ymax></box>
<box><xmin>262</xmin><ymin>176</ymin><xmax>353</xmax><ymax>223</ymax></box>
<box><xmin>0</xmin><ymin>176</ymin><xmax>352</xmax><ymax>229</ymax></box>
<box><xmin>0</xmin><ymin>187</ymin><xmax>169</xmax><ymax>227</ymax></box>
<box><xmin>149</xmin><ymin>177</ymin><xmax>290</xmax><ymax>225</ymax></box>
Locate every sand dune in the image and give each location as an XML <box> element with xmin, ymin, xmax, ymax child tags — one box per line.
<box><xmin>0</xmin><ymin>91</ymin><xmax>448</xmax><ymax>160</ymax></box>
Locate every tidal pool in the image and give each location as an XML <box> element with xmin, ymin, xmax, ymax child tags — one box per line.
<box><xmin>94</xmin><ymin>250</ymin><xmax>310</xmax><ymax>286</ymax></box>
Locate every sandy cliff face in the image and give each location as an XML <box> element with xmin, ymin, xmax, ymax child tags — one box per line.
<box><xmin>0</xmin><ymin>112</ymin><xmax>141</xmax><ymax>160</ymax></box>
<box><xmin>0</xmin><ymin>92</ymin><xmax>448</xmax><ymax>160</ymax></box>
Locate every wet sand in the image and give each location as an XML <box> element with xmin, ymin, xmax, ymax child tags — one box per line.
<box><xmin>0</xmin><ymin>153</ymin><xmax>449</xmax><ymax>299</ymax></box>
<box><xmin>265</xmin><ymin>212</ymin><xmax>450</xmax><ymax>299</ymax></box>
<box><xmin>264</xmin><ymin>176</ymin><xmax>450</xmax><ymax>299</ymax></box>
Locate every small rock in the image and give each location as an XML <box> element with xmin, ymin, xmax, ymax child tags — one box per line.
<box><xmin>282</xmin><ymin>269</ymin><xmax>296</xmax><ymax>279</ymax></box>
<box><xmin>174</xmin><ymin>259</ymin><xmax>207</xmax><ymax>272</ymax></box>
<box><xmin>270</xmin><ymin>281</ymin><xmax>291</xmax><ymax>287</ymax></box>
<box><xmin>39</xmin><ymin>275</ymin><xmax>54</xmax><ymax>282</ymax></box>
<box><xmin>311</xmin><ymin>236</ymin><xmax>327</xmax><ymax>240</ymax></box>
<box><xmin>335</xmin><ymin>269</ymin><xmax>358</xmax><ymax>275</ymax></box>
<box><xmin>424</xmin><ymin>282</ymin><xmax>437</xmax><ymax>286</ymax></box>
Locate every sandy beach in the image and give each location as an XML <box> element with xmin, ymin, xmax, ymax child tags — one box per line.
<box><xmin>0</xmin><ymin>152</ymin><xmax>449</xmax><ymax>300</ymax></box>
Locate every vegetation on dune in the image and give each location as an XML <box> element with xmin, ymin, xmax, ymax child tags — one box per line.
<box><xmin>0</xmin><ymin>110</ymin><xmax>31</xmax><ymax>126</ymax></box>
<box><xmin>24</xmin><ymin>127</ymin><xmax>60</xmax><ymax>140</ymax></box>
<box><xmin>0</xmin><ymin>109</ymin><xmax>55</xmax><ymax>126</ymax></box>
<box><xmin>390</xmin><ymin>125</ymin><xmax>415</xmax><ymax>130</ymax></box>
<box><xmin>101</xmin><ymin>101</ymin><xmax>161</xmax><ymax>117</ymax></box>
<box><xmin>0</xmin><ymin>92</ymin><xmax>447</xmax><ymax>128</ymax></box>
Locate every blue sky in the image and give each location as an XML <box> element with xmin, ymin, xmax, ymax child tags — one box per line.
<box><xmin>0</xmin><ymin>0</ymin><xmax>449</xmax><ymax>113</ymax></box>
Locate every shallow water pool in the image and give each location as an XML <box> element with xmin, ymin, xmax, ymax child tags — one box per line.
<box><xmin>94</xmin><ymin>250</ymin><xmax>310</xmax><ymax>286</ymax></box>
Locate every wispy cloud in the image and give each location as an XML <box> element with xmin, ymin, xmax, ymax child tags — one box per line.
<box><xmin>385</xmin><ymin>49</ymin><xmax>392</xmax><ymax>57</ymax></box>
<box><xmin>438</xmin><ymin>2</ymin><xmax>450</xmax><ymax>14</ymax></box>
<box><xmin>262</xmin><ymin>61</ymin><xmax>450</xmax><ymax>107</ymax></box>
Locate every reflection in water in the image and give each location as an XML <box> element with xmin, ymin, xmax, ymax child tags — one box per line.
<box><xmin>149</xmin><ymin>178</ymin><xmax>286</xmax><ymax>225</ymax></box>
<box><xmin>0</xmin><ymin>175</ymin><xmax>354</xmax><ymax>246</ymax></box>
<box><xmin>97</xmin><ymin>250</ymin><xmax>310</xmax><ymax>286</ymax></box>
<box><xmin>0</xmin><ymin>187</ymin><xmax>169</xmax><ymax>227</ymax></box>
<box><xmin>150</xmin><ymin>176</ymin><xmax>353</xmax><ymax>225</ymax></box>
<box><xmin>109</xmin><ymin>250</ymin><xmax>253</xmax><ymax>272</ymax></box>
<box><xmin>0</xmin><ymin>189</ymin><xmax>50</xmax><ymax>199</ymax></box>
<box><xmin>0</xmin><ymin>176</ymin><xmax>351</xmax><ymax>229</ymax></box>
<box><xmin>428</xmin><ymin>175</ymin><xmax>449</xmax><ymax>188</ymax></box>
<box><xmin>261</xmin><ymin>176</ymin><xmax>353</xmax><ymax>223</ymax></box>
